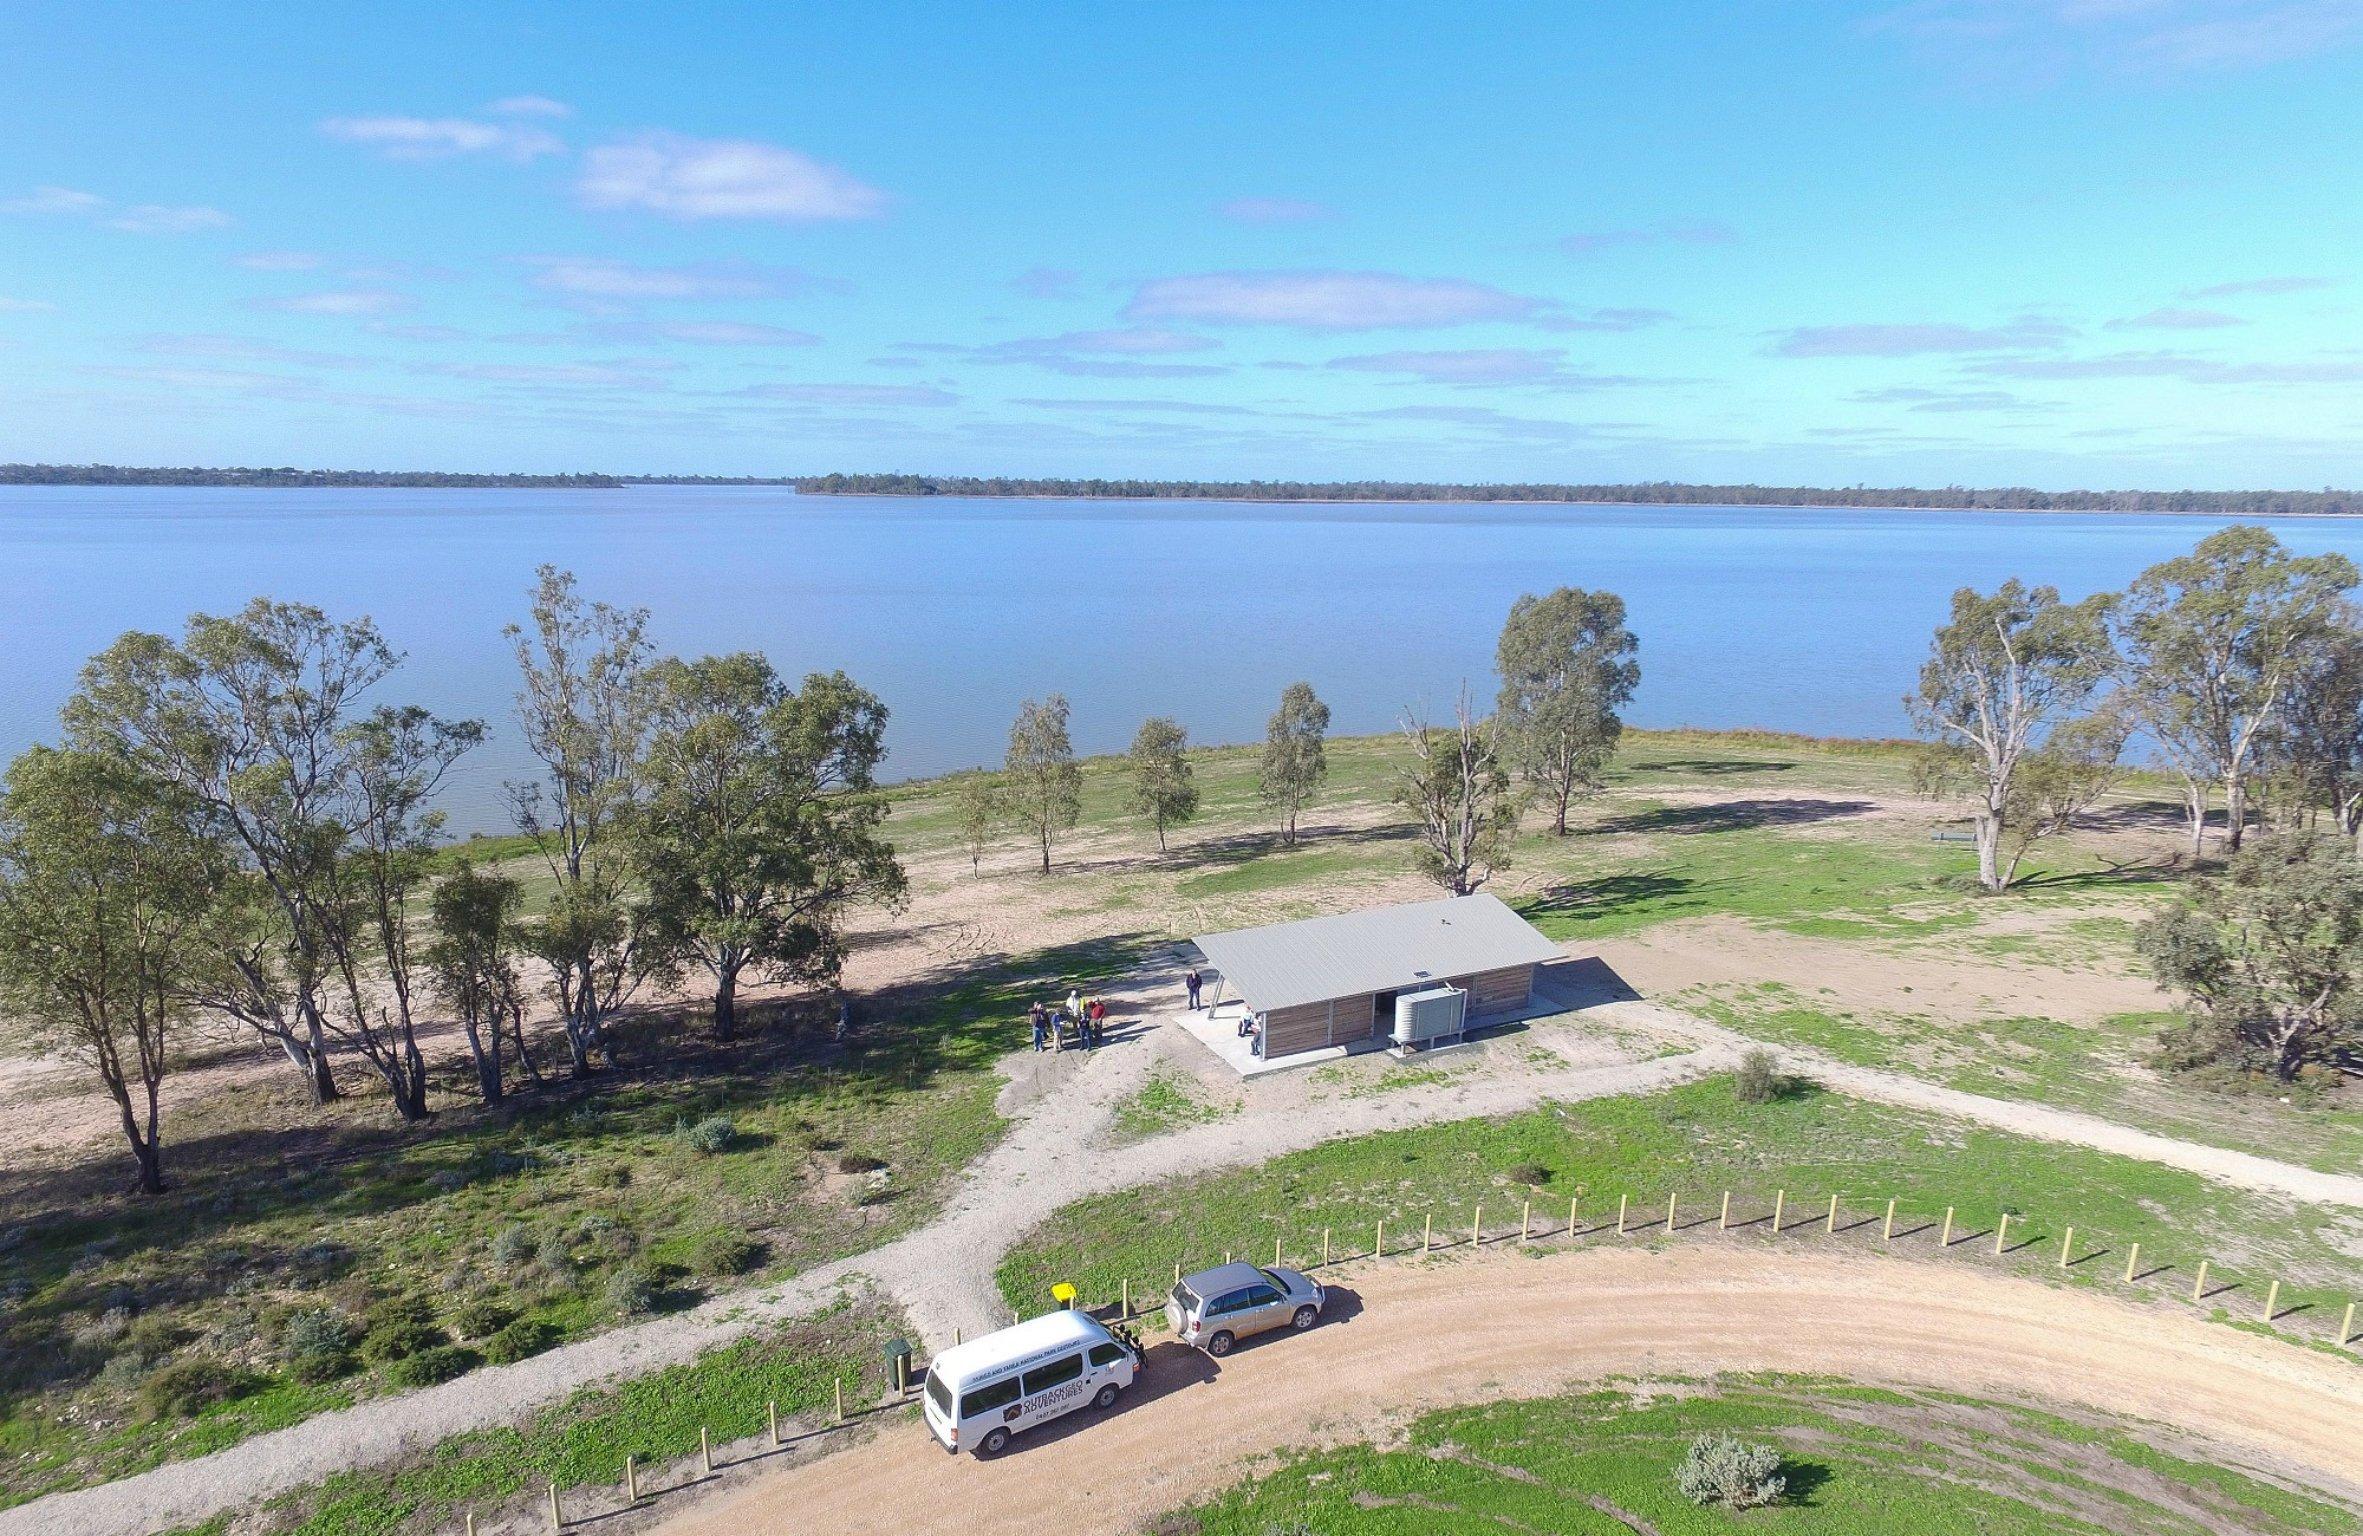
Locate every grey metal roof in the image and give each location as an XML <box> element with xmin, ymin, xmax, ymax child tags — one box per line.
<box><xmin>1192</xmin><ymin>893</ymin><xmax>1561</xmax><ymax>1013</ymax></box>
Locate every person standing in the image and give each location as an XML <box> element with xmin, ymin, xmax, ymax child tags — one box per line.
<box><xmin>1185</xmin><ymin>968</ymin><xmax>1202</xmax><ymax>1010</ymax></box>
<box><xmin>1030</xmin><ymin>1002</ymin><xmax>1047</xmax><ymax>1052</ymax></box>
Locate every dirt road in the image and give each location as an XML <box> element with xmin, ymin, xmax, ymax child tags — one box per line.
<box><xmin>656</xmin><ymin>1244</ymin><xmax>2363</xmax><ymax>1536</ymax></box>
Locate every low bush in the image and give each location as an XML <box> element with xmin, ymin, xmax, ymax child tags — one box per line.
<box><xmin>489</xmin><ymin>1225</ymin><xmax>536</xmax><ymax>1269</ymax></box>
<box><xmin>137</xmin><ymin>1356</ymin><xmax>254</xmax><ymax>1421</ymax></box>
<box><xmin>482</xmin><ymin>1317</ymin><xmax>561</xmax><ymax>1365</ymax></box>
<box><xmin>835</xmin><ymin>1152</ymin><xmax>887</xmax><ymax>1175</ymax></box>
<box><xmin>532</xmin><ymin>1231</ymin><xmax>576</xmax><ymax>1278</ymax></box>
<box><xmin>383</xmin><ymin>1344</ymin><xmax>479</xmax><ymax>1389</ymax></box>
<box><xmin>1504</xmin><ymin>1162</ymin><xmax>1551</xmax><ymax>1188</ymax></box>
<box><xmin>688</xmin><ymin>1232</ymin><xmax>765</xmax><ymax>1279</ymax></box>
<box><xmin>450</xmin><ymin>1299</ymin><xmax>516</xmax><ymax>1340</ymax></box>
<box><xmin>1675</xmin><ymin>1432</ymin><xmax>1788</xmax><ymax>1508</ymax></box>
<box><xmin>359</xmin><ymin>1300</ymin><xmax>446</xmax><ymax>1364</ymax></box>
<box><xmin>1733</xmin><ymin>1048</ymin><xmax>1780</xmax><ymax>1106</ymax></box>
<box><xmin>282</xmin><ymin>1308</ymin><xmax>357</xmax><ymax>1380</ymax></box>
<box><xmin>595</xmin><ymin>1162</ymin><xmax>634</xmax><ymax>1187</ymax></box>
<box><xmin>602</xmin><ymin>1267</ymin><xmax>655</xmax><ymax>1319</ymax></box>
<box><xmin>676</xmin><ymin>1115</ymin><xmax>736</xmax><ymax>1155</ymax></box>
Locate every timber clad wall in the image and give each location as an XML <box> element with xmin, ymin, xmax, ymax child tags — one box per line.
<box><xmin>1461</xmin><ymin>964</ymin><xmax>1534</xmax><ymax>1016</ymax></box>
<box><xmin>1261</xmin><ymin>1000</ymin><xmax>1335</xmax><ymax>1057</ymax></box>
<box><xmin>1253</xmin><ymin>965</ymin><xmax>1536</xmax><ymax>1057</ymax></box>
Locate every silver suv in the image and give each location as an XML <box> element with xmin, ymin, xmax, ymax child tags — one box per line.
<box><xmin>1166</xmin><ymin>1260</ymin><xmax>1325</xmax><ymax>1356</ymax></box>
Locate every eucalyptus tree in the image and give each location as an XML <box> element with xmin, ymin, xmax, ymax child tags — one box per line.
<box><xmin>1126</xmin><ymin>716</ymin><xmax>1198</xmax><ymax>851</ymax></box>
<box><xmin>0</xmin><ymin>748</ymin><xmax>224</xmax><ymax>1193</ymax></box>
<box><xmin>633</xmin><ymin>655</ymin><xmax>906</xmax><ymax>1040</ymax></box>
<box><xmin>2138</xmin><ymin>830</ymin><xmax>2363</xmax><ymax>1080</ymax></box>
<box><xmin>2267</xmin><ymin>607</ymin><xmax>2363</xmax><ymax>847</ymax></box>
<box><xmin>505</xmin><ymin>566</ymin><xmax>654</xmax><ymax>1074</ymax></box>
<box><xmin>952</xmin><ymin>770</ymin><xmax>1000</xmax><ymax>876</ymax></box>
<box><xmin>1004</xmin><ymin>694</ymin><xmax>1082</xmax><ymax>873</ymax></box>
<box><xmin>1905</xmin><ymin>580</ymin><xmax>2116</xmax><ymax>894</ymax></box>
<box><xmin>2112</xmin><ymin>526</ymin><xmax>2357</xmax><ymax>854</ymax></box>
<box><xmin>1396</xmin><ymin>688</ymin><xmax>1525</xmax><ymax>896</ymax></box>
<box><xmin>62</xmin><ymin>598</ymin><xmax>476</xmax><ymax>1106</ymax></box>
<box><xmin>425</xmin><ymin>858</ymin><xmax>533</xmax><ymax>1102</ymax></box>
<box><xmin>1494</xmin><ymin>588</ymin><xmax>1640</xmax><ymax>835</ymax></box>
<box><xmin>1258</xmin><ymin>681</ymin><xmax>1330</xmax><ymax>846</ymax></box>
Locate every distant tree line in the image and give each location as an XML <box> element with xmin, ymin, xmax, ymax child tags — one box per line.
<box><xmin>1</xmin><ymin>463</ymin><xmax>628</xmax><ymax>488</ymax></box>
<box><xmin>793</xmin><ymin>473</ymin><xmax>2363</xmax><ymax>517</ymax></box>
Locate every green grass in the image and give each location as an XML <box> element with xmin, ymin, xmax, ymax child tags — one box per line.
<box><xmin>997</xmin><ymin>1078</ymin><xmax>2363</xmax><ymax>1341</ymax></box>
<box><xmin>0</xmin><ymin>932</ymin><xmax>1148</xmax><ymax>1509</ymax></box>
<box><xmin>1110</xmin><ymin>1073</ymin><xmax>1236</xmax><ymax>1141</ymax></box>
<box><xmin>1171</xmin><ymin>1377</ymin><xmax>2359</xmax><ymax>1536</ymax></box>
<box><xmin>1683</xmin><ymin>984</ymin><xmax>2363</xmax><ymax>1175</ymax></box>
<box><xmin>243</xmin><ymin>1299</ymin><xmax>903</xmax><ymax>1536</ymax></box>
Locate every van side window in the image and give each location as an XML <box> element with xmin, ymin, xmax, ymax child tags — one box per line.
<box><xmin>1021</xmin><ymin>1353</ymin><xmax>1084</xmax><ymax>1395</ymax></box>
<box><xmin>960</xmin><ymin>1376</ymin><xmax>1020</xmax><ymax>1417</ymax></box>
<box><xmin>1087</xmin><ymin>1341</ymin><xmax>1127</xmax><ymax>1368</ymax></box>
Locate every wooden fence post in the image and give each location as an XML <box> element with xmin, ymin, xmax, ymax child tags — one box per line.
<box><xmin>1771</xmin><ymin>1189</ymin><xmax>1785</xmax><ymax>1234</ymax></box>
<box><xmin>1616</xmin><ymin>1194</ymin><xmax>1628</xmax><ymax>1235</ymax></box>
<box><xmin>1883</xmin><ymin>1198</ymin><xmax>1896</xmax><ymax>1241</ymax></box>
<box><xmin>1826</xmin><ymin>1194</ymin><xmax>1839</xmax><ymax>1234</ymax></box>
<box><xmin>1376</xmin><ymin>1219</ymin><xmax>1385</xmax><ymax>1258</ymax></box>
<box><xmin>625</xmin><ymin>1456</ymin><xmax>638</xmax><ymax>1505</ymax></box>
<box><xmin>2264</xmin><ymin>1279</ymin><xmax>2281</xmax><ymax>1322</ymax></box>
<box><xmin>2340</xmin><ymin>1300</ymin><xmax>2356</xmax><ymax>1346</ymax></box>
<box><xmin>835</xmin><ymin>1377</ymin><xmax>845</xmax><ymax>1421</ymax></box>
<box><xmin>1994</xmin><ymin>1213</ymin><xmax>2011</xmax><ymax>1255</ymax></box>
<box><xmin>1472</xmin><ymin>1205</ymin><xmax>1483</xmax><ymax>1247</ymax></box>
<box><xmin>1423</xmin><ymin>1212</ymin><xmax>1433</xmax><ymax>1253</ymax></box>
<box><xmin>467</xmin><ymin>1511</ymin><xmax>477</xmax><ymax>1536</ymax></box>
<box><xmin>1175</xmin><ymin>1261</ymin><xmax>1182</xmax><ymax>1284</ymax></box>
<box><xmin>1719</xmin><ymin>1191</ymin><xmax>1731</xmax><ymax>1230</ymax></box>
<box><xmin>1323</xmin><ymin>1227</ymin><xmax>1332</xmax><ymax>1265</ymax></box>
<box><xmin>2123</xmin><ymin>1243</ymin><xmax>2139</xmax><ymax>1284</ymax></box>
<box><xmin>1666</xmin><ymin>1192</ymin><xmax>1678</xmax><ymax>1234</ymax></box>
<box><xmin>547</xmin><ymin>1481</ymin><xmax>561</xmax><ymax>1532</ymax></box>
<box><xmin>1275</xmin><ymin>1233</ymin><xmax>1284</xmax><ymax>1266</ymax></box>
<box><xmin>700</xmin><ymin>1426</ymin><xmax>712</xmax><ymax>1476</ymax></box>
<box><xmin>2192</xmin><ymin>1259</ymin><xmax>2210</xmax><ymax>1303</ymax></box>
<box><xmin>1941</xmin><ymin>1206</ymin><xmax>1954</xmax><ymax>1247</ymax></box>
<box><xmin>1569</xmin><ymin>1194</ymin><xmax>1580</xmax><ymax>1236</ymax></box>
<box><xmin>1522</xmin><ymin>1199</ymin><xmax>1533</xmax><ymax>1241</ymax></box>
<box><xmin>769</xmin><ymin>1399</ymin><xmax>779</xmax><ymax>1449</ymax></box>
<box><xmin>2058</xmin><ymin>1227</ymin><xmax>2074</xmax><ymax>1269</ymax></box>
<box><xmin>1122</xmin><ymin>1278</ymin><xmax>1130</xmax><ymax>1317</ymax></box>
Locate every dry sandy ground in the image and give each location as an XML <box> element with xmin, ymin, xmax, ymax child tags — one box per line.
<box><xmin>651</xmin><ymin>1244</ymin><xmax>2363</xmax><ymax>1536</ymax></box>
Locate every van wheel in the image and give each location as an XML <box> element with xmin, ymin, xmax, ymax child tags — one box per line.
<box><xmin>1093</xmin><ymin>1382</ymin><xmax>1120</xmax><ymax>1410</ymax></box>
<box><xmin>979</xmin><ymin>1427</ymin><xmax>1010</xmax><ymax>1456</ymax></box>
<box><xmin>1291</xmin><ymin>1305</ymin><xmax>1318</xmax><ymax>1331</ymax></box>
<box><xmin>1205</xmin><ymin>1330</ymin><xmax>1235</xmax><ymax>1357</ymax></box>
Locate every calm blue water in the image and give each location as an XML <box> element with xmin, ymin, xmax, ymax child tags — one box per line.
<box><xmin>9</xmin><ymin>485</ymin><xmax>2363</xmax><ymax>834</ymax></box>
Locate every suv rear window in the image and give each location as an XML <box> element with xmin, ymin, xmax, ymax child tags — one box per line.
<box><xmin>1172</xmin><ymin>1282</ymin><xmax>1200</xmax><ymax>1311</ymax></box>
<box><xmin>960</xmin><ymin>1375</ymin><xmax>1020</xmax><ymax>1417</ymax></box>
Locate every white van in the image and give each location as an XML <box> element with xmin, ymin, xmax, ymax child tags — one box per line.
<box><xmin>922</xmin><ymin>1309</ymin><xmax>1139</xmax><ymax>1456</ymax></box>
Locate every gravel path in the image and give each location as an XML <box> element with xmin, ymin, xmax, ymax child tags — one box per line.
<box><xmin>12</xmin><ymin>961</ymin><xmax>2358</xmax><ymax>1536</ymax></box>
<box><xmin>657</xmin><ymin>1244</ymin><xmax>2363</xmax><ymax>1536</ymax></box>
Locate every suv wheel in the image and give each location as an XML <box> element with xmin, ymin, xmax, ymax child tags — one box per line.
<box><xmin>979</xmin><ymin>1426</ymin><xmax>1010</xmax><ymax>1456</ymax></box>
<box><xmin>1291</xmin><ymin>1304</ymin><xmax>1318</xmax><ymax>1330</ymax></box>
<box><xmin>1093</xmin><ymin>1381</ymin><xmax>1120</xmax><ymax>1410</ymax></box>
<box><xmin>1205</xmin><ymin>1330</ymin><xmax>1235</xmax><ymax>1357</ymax></box>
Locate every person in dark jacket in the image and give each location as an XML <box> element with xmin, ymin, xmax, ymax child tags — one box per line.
<box><xmin>1185</xmin><ymin>969</ymin><xmax>1203</xmax><ymax>1010</ymax></box>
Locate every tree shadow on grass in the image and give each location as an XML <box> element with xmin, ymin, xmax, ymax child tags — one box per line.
<box><xmin>1521</xmin><ymin>872</ymin><xmax>1703</xmax><ymax>931</ymax></box>
<box><xmin>1591</xmin><ymin>799</ymin><xmax>1877</xmax><ymax>836</ymax></box>
<box><xmin>1634</xmin><ymin>758</ymin><xmax>1800</xmax><ymax>776</ymax></box>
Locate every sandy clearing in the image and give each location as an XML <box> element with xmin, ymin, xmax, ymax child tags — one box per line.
<box><xmin>1592</xmin><ymin>911</ymin><xmax>2170</xmax><ymax>1026</ymax></box>
<box><xmin>653</xmin><ymin>1244</ymin><xmax>2363</xmax><ymax>1536</ymax></box>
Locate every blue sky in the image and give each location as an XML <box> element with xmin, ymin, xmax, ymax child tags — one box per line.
<box><xmin>4</xmin><ymin>0</ymin><xmax>2362</xmax><ymax>487</ymax></box>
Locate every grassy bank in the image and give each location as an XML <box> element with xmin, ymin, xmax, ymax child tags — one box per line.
<box><xmin>1164</xmin><ymin>1377</ymin><xmax>2359</xmax><ymax>1536</ymax></box>
<box><xmin>997</xmin><ymin>1078</ymin><xmax>2363</xmax><ymax>1342</ymax></box>
<box><xmin>177</xmin><ymin>1298</ymin><xmax>906</xmax><ymax>1536</ymax></box>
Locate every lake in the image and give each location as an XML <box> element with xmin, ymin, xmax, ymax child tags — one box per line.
<box><xmin>8</xmin><ymin>485</ymin><xmax>2363</xmax><ymax>835</ymax></box>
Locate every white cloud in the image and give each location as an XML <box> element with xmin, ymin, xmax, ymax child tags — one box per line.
<box><xmin>1327</xmin><ymin>347</ymin><xmax>1648</xmax><ymax>389</ymax></box>
<box><xmin>0</xmin><ymin>295</ymin><xmax>53</xmax><ymax>312</ymax></box>
<box><xmin>578</xmin><ymin>132</ymin><xmax>887</xmax><ymax>221</ymax></box>
<box><xmin>1871</xmin><ymin>0</ymin><xmax>2363</xmax><ymax>78</ymax></box>
<box><xmin>258</xmin><ymin>289</ymin><xmax>412</xmax><ymax>316</ymax></box>
<box><xmin>1560</xmin><ymin>220</ymin><xmax>1735</xmax><ymax>256</ymax></box>
<box><xmin>235</xmin><ymin>250</ymin><xmax>326</xmax><ymax>271</ymax></box>
<box><xmin>739</xmin><ymin>382</ymin><xmax>956</xmax><ymax>406</ymax></box>
<box><xmin>5</xmin><ymin>185</ymin><xmax>229</xmax><ymax>234</ymax></box>
<box><xmin>321</xmin><ymin>115</ymin><xmax>564</xmax><ymax>162</ymax></box>
<box><xmin>524</xmin><ymin>256</ymin><xmax>808</xmax><ymax>301</ymax></box>
<box><xmin>2179</xmin><ymin>275</ymin><xmax>2339</xmax><ymax>298</ymax></box>
<box><xmin>487</xmin><ymin>95</ymin><xmax>572</xmax><ymax>118</ymax></box>
<box><xmin>1771</xmin><ymin>317</ymin><xmax>2073</xmax><ymax>356</ymax></box>
<box><xmin>2106</xmin><ymin>306</ymin><xmax>2248</xmax><ymax>330</ymax></box>
<box><xmin>3</xmin><ymin>185</ymin><xmax>106</xmax><ymax>215</ymax></box>
<box><xmin>1217</xmin><ymin>196</ymin><xmax>1330</xmax><ymax>223</ymax></box>
<box><xmin>1127</xmin><ymin>270</ymin><xmax>1547</xmax><ymax>329</ymax></box>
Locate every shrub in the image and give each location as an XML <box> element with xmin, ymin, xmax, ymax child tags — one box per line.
<box><xmin>834</xmin><ymin>1152</ymin><xmax>887</xmax><ymax>1175</ymax></box>
<box><xmin>1733</xmin><ymin>1048</ymin><xmax>1780</xmax><ymax>1106</ymax></box>
<box><xmin>602</xmin><ymin>1267</ymin><xmax>655</xmax><ymax>1319</ymax></box>
<box><xmin>688</xmin><ymin>1232</ymin><xmax>765</xmax><ymax>1279</ymax></box>
<box><xmin>532</xmin><ymin>1231</ymin><xmax>576</xmax><ymax>1278</ymax></box>
<box><xmin>482</xmin><ymin>1317</ymin><xmax>561</xmax><ymax>1364</ymax></box>
<box><xmin>282</xmin><ymin>1308</ymin><xmax>357</xmax><ymax>1379</ymax></box>
<box><xmin>137</xmin><ymin>1356</ymin><xmax>254</xmax><ymax>1420</ymax></box>
<box><xmin>359</xmin><ymin>1299</ymin><xmax>445</xmax><ymax>1364</ymax></box>
<box><xmin>489</xmin><ymin>1225</ymin><xmax>536</xmax><ymax>1269</ymax></box>
<box><xmin>1504</xmin><ymin>1161</ymin><xmax>1550</xmax><ymax>1188</ymax></box>
<box><xmin>451</xmin><ymin>1299</ymin><xmax>516</xmax><ymax>1340</ymax></box>
<box><xmin>383</xmin><ymin>1344</ymin><xmax>479</xmax><ymax>1389</ymax></box>
<box><xmin>595</xmin><ymin>1161</ymin><xmax>634</xmax><ymax>1188</ymax></box>
<box><xmin>1675</xmin><ymin>1432</ymin><xmax>1788</xmax><ymax>1508</ymax></box>
<box><xmin>676</xmin><ymin>1115</ymin><xmax>736</xmax><ymax>1155</ymax></box>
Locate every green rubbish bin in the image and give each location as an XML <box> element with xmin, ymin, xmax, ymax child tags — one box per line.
<box><xmin>884</xmin><ymin>1336</ymin><xmax>913</xmax><ymax>1393</ymax></box>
